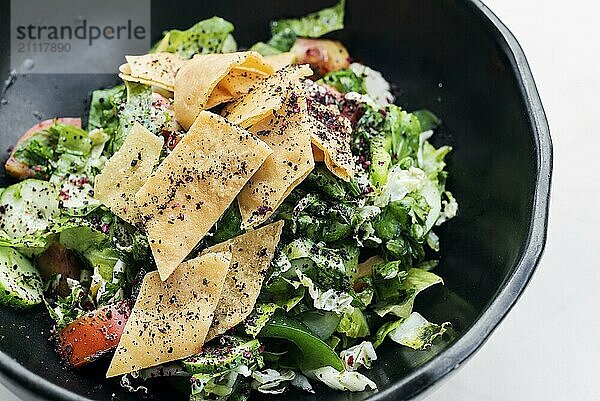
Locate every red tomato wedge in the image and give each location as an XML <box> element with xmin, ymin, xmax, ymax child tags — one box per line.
<box><xmin>57</xmin><ymin>300</ymin><xmax>131</xmax><ymax>368</ymax></box>
<box><xmin>5</xmin><ymin>117</ymin><xmax>81</xmax><ymax>180</ymax></box>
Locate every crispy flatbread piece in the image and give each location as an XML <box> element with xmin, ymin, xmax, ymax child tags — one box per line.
<box><xmin>135</xmin><ymin>111</ymin><xmax>272</xmax><ymax>280</ymax></box>
<box><xmin>174</xmin><ymin>52</ymin><xmax>273</xmax><ymax>129</ymax></box>
<box><xmin>309</xmin><ymin>102</ymin><xmax>354</xmax><ymax>181</ymax></box>
<box><xmin>106</xmin><ymin>251</ymin><xmax>231</xmax><ymax>377</ymax></box>
<box><xmin>119</xmin><ymin>52</ymin><xmax>186</xmax><ymax>92</ymax></box>
<box><xmin>222</xmin><ymin>64</ymin><xmax>313</xmax><ymax>129</ymax></box>
<box><xmin>204</xmin><ymin>220</ymin><xmax>284</xmax><ymax>340</ymax></box>
<box><xmin>264</xmin><ymin>52</ymin><xmax>296</xmax><ymax>71</ymax></box>
<box><xmin>238</xmin><ymin>92</ymin><xmax>315</xmax><ymax>228</ymax></box>
<box><xmin>94</xmin><ymin>122</ymin><xmax>163</xmax><ymax>225</ymax></box>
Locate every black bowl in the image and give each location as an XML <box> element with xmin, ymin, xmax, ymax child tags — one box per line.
<box><xmin>0</xmin><ymin>0</ymin><xmax>552</xmax><ymax>400</ymax></box>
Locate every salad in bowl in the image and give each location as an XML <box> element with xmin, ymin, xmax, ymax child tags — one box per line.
<box><xmin>0</xmin><ymin>1</ymin><xmax>457</xmax><ymax>399</ymax></box>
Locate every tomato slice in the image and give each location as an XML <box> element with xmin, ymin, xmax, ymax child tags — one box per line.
<box><xmin>5</xmin><ymin>117</ymin><xmax>81</xmax><ymax>180</ymax></box>
<box><xmin>36</xmin><ymin>242</ymin><xmax>82</xmax><ymax>297</ymax></box>
<box><xmin>291</xmin><ymin>39</ymin><xmax>350</xmax><ymax>77</ymax></box>
<box><xmin>57</xmin><ymin>300</ymin><xmax>131</xmax><ymax>368</ymax></box>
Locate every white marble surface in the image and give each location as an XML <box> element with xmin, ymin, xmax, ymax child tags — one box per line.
<box><xmin>2</xmin><ymin>0</ymin><xmax>599</xmax><ymax>400</ymax></box>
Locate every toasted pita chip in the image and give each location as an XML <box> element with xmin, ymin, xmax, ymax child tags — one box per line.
<box><xmin>265</xmin><ymin>52</ymin><xmax>296</xmax><ymax>71</ymax></box>
<box><xmin>106</xmin><ymin>251</ymin><xmax>231</xmax><ymax>377</ymax></box>
<box><xmin>203</xmin><ymin>67</ymin><xmax>270</xmax><ymax>109</ymax></box>
<box><xmin>238</xmin><ymin>92</ymin><xmax>315</xmax><ymax>228</ymax></box>
<box><xmin>135</xmin><ymin>111</ymin><xmax>272</xmax><ymax>280</ymax></box>
<box><xmin>312</xmin><ymin>144</ymin><xmax>326</xmax><ymax>162</ymax></box>
<box><xmin>94</xmin><ymin>122</ymin><xmax>163</xmax><ymax>225</ymax></box>
<box><xmin>204</xmin><ymin>220</ymin><xmax>284</xmax><ymax>340</ymax></box>
<box><xmin>119</xmin><ymin>52</ymin><xmax>186</xmax><ymax>92</ymax></box>
<box><xmin>204</xmin><ymin>83</ymin><xmax>234</xmax><ymax>110</ymax></box>
<box><xmin>174</xmin><ymin>52</ymin><xmax>274</xmax><ymax>129</ymax></box>
<box><xmin>219</xmin><ymin>68</ymin><xmax>268</xmax><ymax>97</ymax></box>
<box><xmin>309</xmin><ymin>102</ymin><xmax>354</xmax><ymax>181</ymax></box>
<box><xmin>222</xmin><ymin>64</ymin><xmax>313</xmax><ymax>129</ymax></box>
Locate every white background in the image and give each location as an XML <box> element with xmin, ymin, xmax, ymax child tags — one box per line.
<box><xmin>2</xmin><ymin>0</ymin><xmax>599</xmax><ymax>400</ymax></box>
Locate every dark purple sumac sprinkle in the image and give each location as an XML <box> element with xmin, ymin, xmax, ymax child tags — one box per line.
<box><xmin>256</xmin><ymin>205</ymin><xmax>272</xmax><ymax>216</ymax></box>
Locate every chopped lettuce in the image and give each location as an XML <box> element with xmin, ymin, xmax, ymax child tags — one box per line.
<box><xmin>284</xmin><ymin>238</ymin><xmax>356</xmax><ymax>292</ymax></box>
<box><xmin>45</xmin><ymin>276</ymin><xmax>93</xmax><ymax>329</ymax></box>
<box><xmin>251</xmin><ymin>369</ymin><xmax>295</xmax><ymax>394</ymax></box>
<box><xmin>373</xmin><ymin>268</ymin><xmax>443</xmax><ymax>318</ymax></box>
<box><xmin>244</xmin><ymin>303</ymin><xmax>281</xmax><ymax>337</ymax></box>
<box><xmin>436</xmin><ymin>191</ymin><xmax>458</xmax><ymax>226</ymax></box>
<box><xmin>373</xmin><ymin>312</ymin><xmax>449</xmax><ymax>350</ymax></box>
<box><xmin>111</xmin><ymin>82</ymin><xmax>155</xmax><ymax>154</ymax></box>
<box><xmin>337</xmin><ymin>308</ymin><xmax>370</xmax><ymax>338</ymax></box>
<box><xmin>153</xmin><ymin>17</ymin><xmax>236</xmax><ymax>58</ymax></box>
<box><xmin>251</xmin><ymin>0</ymin><xmax>346</xmax><ymax>55</ymax></box>
<box><xmin>271</xmin><ymin>0</ymin><xmax>346</xmax><ymax>39</ymax></box>
<box><xmin>319</xmin><ymin>69</ymin><xmax>366</xmax><ymax>94</ymax></box>
<box><xmin>307</xmin><ymin>366</ymin><xmax>376</xmax><ymax>392</ymax></box>
<box><xmin>50</xmin><ymin>127</ymin><xmax>108</xmax><ymax>217</ymax></box>
<box><xmin>87</xmin><ymin>85</ymin><xmax>125</xmax><ymax>140</ymax></box>
<box><xmin>185</xmin><ymin>337</ymin><xmax>263</xmax><ymax>400</ymax></box>
<box><xmin>12</xmin><ymin>130</ymin><xmax>57</xmax><ymax>179</ymax></box>
<box><xmin>190</xmin><ymin>365</ymin><xmax>252</xmax><ymax>401</ymax></box>
<box><xmin>250</xmin><ymin>28</ymin><xmax>297</xmax><ymax>56</ymax></box>
<box><xmin>349</xmin><ymin>63</ymin><xmax>394</xmax><ymax>105</ymax></box>
<box><xmin>4</xmin><ymin>122</ymin><xmax>109</xmax><ymax>218</ymax></box>
<box><xmin>339</xmin><ymin>341</ymin><xmax>377</xmax><ymax>371</ymax></box>
<box><xmin>298</xmin><ymin>310</ymin><xmax>341</xmax><ymax>341</ymax></box>
<box><xmin>293</xmin><ymin>269</ymin><xmax>355</xmax><ymax>315</ymax></box>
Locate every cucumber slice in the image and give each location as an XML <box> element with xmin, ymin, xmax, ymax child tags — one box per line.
<box><xmin>0</xmin><ymin>246</ymin><xmax>43</xmax><ymax>309</ymax></box>
<box><xmin>0</xmin><ymin>179</ymin><xmax>59</xmax><ymax>238</ymax></box>
<box><xmin>183</xmin><ymin>337</ymin><xmax>262</xmax><ymax>375</ymax></box>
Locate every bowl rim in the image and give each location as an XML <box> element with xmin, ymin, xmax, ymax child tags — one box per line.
<box><xmin>0</xmin><ymin>0</ymin><xmax>553</xmax><ymax>400</ymax></box>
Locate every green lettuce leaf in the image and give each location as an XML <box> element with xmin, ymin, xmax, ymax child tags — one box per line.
<box><xmin>44</xmin><ymin>277</ymin><xmax>93</xmax><ymax>329</ymax></box>
<box><xmin>339</xmin><ymin>341</ymin><xmax>377</xmax><ymax>371</ymax></box>
<box><xmin>306</xmin><ymin>366</ymin><xmax>376</xmax><ymax>392</ymax></box>
<box><xmin>319</xmin><ymin>69</ymin><xmax>366</xmax><ymax>94</ymax></box>
<box><xmin>244</xmin><ymin>303</ymin><xmax>281</xmax><ymax>338</ymax></box>
<box><xmin>337</xmin><ymin>308</ymin><xmax>370</xmax><ymax>338</ymax></box>
<box><xmin>298</xmin><ymin>310</ymin><xmax>342</xmax><ymax>341</ymax></box>
<box><xmin>87</xmin><ymin>85</ymin><xmax>125</xmax><ymax>140</ymax></box>
<box><xmin>413</xmin><ymin>109</ymin><xmax>441</xmax><ymax>132</ymax></box>
<box><xmin>251</xmin><ymin>369</ymin><xmax>296</xmax><ymax>395</ymax></box>
<box><xmin>259</xmin><ymin>313</ymin><xmax>344</xmax><ymax>371</ymax></box>
<box><xmin>373</xmin><ymin>267</ymin><xmax>443</xmax><ymax>318</ymax></box>
<box><xmin>190</xmin><ymin>367</ymin><xmax>252</xmax><ymax>401</ymax></box>
<box><xmin>373</xmin><ymin>312</ymin><xmax>449</xmax><ymax>349</ymax></box>
<box><xmin>12</xmin><ymin>129</ymin><xmax>57</xmax><ymax>179</ymax></box>
<box><xmin>154</xmin><ymin>17</ymin><xmax>236</xmax><ymax>58</ymax></box>
<box><xmin>251</xmin><ymin>0</ymin><xmax>345</xmax><ymax>55</ymax></box>
<box><xmin>250</xmin><ymin>28</ymin><xmax>297</xmax><ymax>56</ymax></box>
<box><xmin>110</xmin><ymin>82</ymin><xmax>155</xmax><ymax>154</ymax></box>
<box><xmin>284</xmin><ymin>238</ymin><xmax>357</xmax><ymax>292</ymax></box>
<box><xmin>207</xmin><ymin>204</ymin><xmax>244</xmax><ymax>246</ymax></box>
<box><xmin>271</xmin><ymin>0</ymin><xmax>346</xmax><ymax>38</ymax></box>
